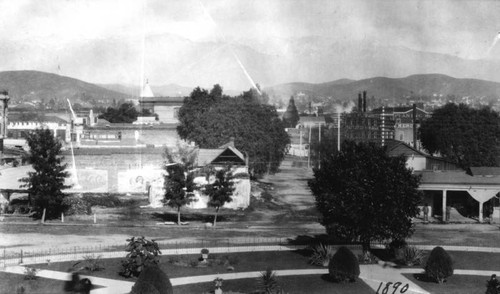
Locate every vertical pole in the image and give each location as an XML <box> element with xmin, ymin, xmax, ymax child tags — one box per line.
<box><xmin>299</xmin><ymin>129</ymin><xmax>303</xmax><ymax>157</ymax></box>
<box><xmin>381</xmin><ymin>107</ymin><xmax>385</xmax><ymax>146</ymax></box>
<box><xmin>307</xmin><ymin>125</ymin><xmax>312</xmax><ymax>168</ymax></box>
<box><xmin>41</xmin><ymin>208</ymin><xmax>46</xmax><ymax>224</ymax></box>
<box><xmin>318</xmin><ymin>123</ymin><xmax>321</xmax><ymax>168</ymax></box>
<box><xmin>337</xmin><ymin>111</ymin><xmax>341</xmax><ymax>152</ymax></box>
<box><xmin>442</xmin><ymin>190</ymin><xmax>447</xmax><ymax>222</ymax></box>
<box><xmin>413</xmin><ymin>104</ymin><xmax>417</xmax><ymax>149</ymax></box>
<box><xmin>479</xmin><ymin>201</ymin><xmax>484</xmax><ymax>223</ymax></box>
<box><xmin>61</xmin><ymin>213</ymin><xmax>64</xmax><ymax>223</ymax></box>
<box><xmin>94</xmin><ymin>213</ymin><xmax>96</xmax><ymax>224</ymax></box>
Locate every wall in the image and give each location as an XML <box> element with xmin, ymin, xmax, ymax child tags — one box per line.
<box><xmin>154</xmin><ymin>105</ymin><xmax>180</xmax><ymax>124</ymax></box>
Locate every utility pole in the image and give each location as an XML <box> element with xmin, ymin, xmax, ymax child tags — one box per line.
<box><xmin>307</xmin><ymin>124</ymin><xmax>312</xmax><ymax>168</ymax></box>
<box><xmin>0</xmin><ymin>91</ymin><xmax>10</xmax><ymax>165</ymax></box>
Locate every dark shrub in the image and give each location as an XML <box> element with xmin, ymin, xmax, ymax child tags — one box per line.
<box><xmin>130</xmin><ymin>265</ymin><xmax>173</xmax><ymax>294</ymax></box>
<box><xmin>486</xmin><ymin>274</ymin><xmax>500</xmax><ymax>294</ymax></box>
<box><xmin>328</xmin><ymin>246</ymin><xmax>360</xmax><ymax>283</ymax></box>
<box><xmin>63</xmin><ymin>196</ymin><xmax>91</xmax><ymax>215</ymax></box>
<box><xmin>120</xmin><ymin>236</ymin><xmax>161</xmax><ymax>278</ymax></box>
<box><xmin>82</xmin><ymin>194</ymin><xmax>122</xmax><ymax>207</ymax></box>
<box><xmin>424</xmin><ymin>246</ymin><xmax>453</xmax><ymax>283</ymax></box>
<box><xmin>130</xmin><ymin>280</ymin><xmax>160</xmax><ymax>294</ymax></box>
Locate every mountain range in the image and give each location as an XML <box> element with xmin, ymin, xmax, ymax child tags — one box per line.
<box><xmin>3</xmin><ymin>34</ymin><xmax>500</xmax><ymax>91</ymax></box>
<box><xmin>1</xmin><ymin>70</ymin><xmax>500</xmax><ymax>109</ymax></box>
<box><xmin>265</xmin><ymin>74</ymin><xmax>500</xmax><ymax>102</ymax></box>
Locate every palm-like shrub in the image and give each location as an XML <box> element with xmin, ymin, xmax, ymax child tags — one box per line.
<box><xmin>328</xmin><ymin>246</ymin><xmax>360</xmax><ymax>283</ymax></box>
<box><xmin>121</xmin><ymin>236</ymin><xmax>161</xmax><ymax>277</ymax></box>
<box><xmin>403</xmin><ymin>246</ymin><xmax>425</xmax><ymax>266</ymax></box>
<box><xmin>130</xmin><ymin>265</ymin><xmax>173</xmax><ymax>294</ymax></box>
<box><xmin>424</xmin><ymin>246</ymin><xmax>453</xmax><ymax>283</ymax></box>
<box><xmin>309</xmin><ymin>243</ymin><xmax>335</xmax><ymax>267</ymax></box>
<box><xmin>258</xmin><ymin>268</ymin><xmax>281</xmax><ymax>294</ymax></box>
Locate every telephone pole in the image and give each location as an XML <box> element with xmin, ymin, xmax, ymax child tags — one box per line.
<box><xmin>0</xmin><ymin>90</ymin><xmax>10</xmax><ymax>164</ymax></box>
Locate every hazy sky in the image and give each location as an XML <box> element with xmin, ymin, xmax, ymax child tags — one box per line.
<box><xmin>1</xmin><ymin>0</ymin><xmax>500</xmax><ymax>88</ymax></box>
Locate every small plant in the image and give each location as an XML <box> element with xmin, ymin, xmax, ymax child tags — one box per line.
<box><xmin>16</xmin><ymin>285</ymin><xmax>25</xmax><ymax>294</ymax></box>
<box><xmin>258</xmin><ymin>268</ymin><xmax>281</xmax><ymax>294</ymax></box>
<box><xmin>190</xmin><ymin>259</ymin><xmax>199</xmax><ymax>267</ymax></box>
<box><xmin>328</xmin><ymin>246</ymin><xmax>360</xmax><ymax>283</ymax></box>
<box><xmin>357</xmin><ymin>251</ymin><xmax>377</xmax><ymax>264</ymax></box>
<box><xmin>309</xmin><ymin>243</ymin><xmax>335</xmax><ymax>267</ymax></box>
<box><xmin>388</xmin><ymin>239</ymin><xmax>408</xmax><ymax>261</ymax></box>
<box><xmin>82</xmin><ymin>254</ymin><xmax>104</xmax><ymax>272</ymax></box>
<box><xmin>23</xmin><ymin>267</ymin><xmax>38</xmax><ymax>280</ymax></box>
<box><xmin>120</xmin><ymin>236</ymin><xmax>161</xmax><ymax>278</ymax></box>
<box><xmin>424</xmin><ymin>246</ymin><xmax>453</xmax><ymax>283</ymax></box>
<box><xmin>485</xmin><ymin>274</ymin><xmax>500</xmax><ymax>294</ymax></box>
<box><xmin>403</xmin><ymin>246</ymin><xmax>425</xmax><ymax>266</ymax></box>
<box><xmin>214</xmin><ymin>277</ymin><xmax>223</xmax><ymax>288</ymax></box>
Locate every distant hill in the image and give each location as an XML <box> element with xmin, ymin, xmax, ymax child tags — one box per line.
<box><xmin>265</xmin><ymin>74</ymin><xmax>500</xmax><ymax>104</ymax></box>
<box><xmin>0</xmin><ymin>70</ymin><xmax>131</xmax><ymax>103</ymax></box>
<box><xmin>99</xmin><ymin>83</ymin><xmax>244</xmax><ymax>98</ymax></box>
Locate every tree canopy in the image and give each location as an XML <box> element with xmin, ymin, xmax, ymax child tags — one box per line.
<box><xmin>98</xmin><ymin>102</ymin><xmax>154</xmax><ymax>123</ymax></box>
<box><xmin>177</xmin><ymin>85</ymin><xmax>290</xmax><ymax>177</ymax></box>
<box><xmin>419</xmin><ymin>103</ymin><xmax>500</xmax><ymax>169</ymax></box>
<box><xmin>20</xmin><ymin>128</ymin><xmax>70</xmax><ymax>219</ymax></box>
<box><xmin>163</xmin><ymin>163</ymin><xmax>195</xmax><ymax>225</ymax></box>
<box><xmin>205</xmin><ymin>166</ymin><xmax>235</xmax><ymax>226</ymax></box>
<box><xmin>308</xmin><ymin>141</ymin><xmax>422</xmax><ymax>249</ymax></box>
<box><xmin>282</xmin><ymin>96</ymin><xmax>300</xmax><ymax>128</ymax></box>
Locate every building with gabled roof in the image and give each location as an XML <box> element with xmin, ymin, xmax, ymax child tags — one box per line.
<box><xmin>138</xmin><ymin>81</ymin><xmax>184</xmax><ymax>124</ymax></box>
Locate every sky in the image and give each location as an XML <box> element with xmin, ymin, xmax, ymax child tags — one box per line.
<box><xmin>1</xmin><ymin>0</ymin><xmax>500</xmax><ymax>89</ymax></box>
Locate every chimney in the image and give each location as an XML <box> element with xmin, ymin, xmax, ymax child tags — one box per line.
<box><xmin>363</xmin><ymin>91</ymin><xmax>367</xmax><ymax>113</ymax></box>
<box><xmin>358</xmin><ymin>93</ymin><xmax>362</xmax><ymax>113</ymax></box>
<box><xmin>413</xmin><ymin>104</ymin><xmax>417</xmax><ymax>149</ymax></box>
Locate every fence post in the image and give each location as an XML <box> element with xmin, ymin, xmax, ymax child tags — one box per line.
<box><xmin>20</xmin><ymin>249</ymin><xmax>23</xmax><ymax>264</ymax></box>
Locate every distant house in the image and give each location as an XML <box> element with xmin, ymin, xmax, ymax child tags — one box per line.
<box><xmin>385</xmin><ymin>139</ymin><xmax>460</xmax><ymax>171</ymax></box>
<box><xmin>188</xmin><ymin>140</ymin><xmax>250</xmax><ymax>210</ymax></box>
<box><xmin>296</xmin><ymin>116</ymin><xmax>326</xmax><ymax>129</ymax></box>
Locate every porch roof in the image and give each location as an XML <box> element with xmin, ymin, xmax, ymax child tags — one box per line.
<box><xmin>416</xmin><ymin>170</ymin><xmax>500</xmax><ymax>191</ymax></box>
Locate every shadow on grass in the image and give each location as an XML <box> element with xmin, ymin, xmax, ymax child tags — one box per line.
<box><xmin>413</xmin><ymin>273</ymin><xmax>437</xmax><ymax>283</ymax></box>
<box><xmin>151</xmin><ymin>212</ymin><xmax>230</xmax><ymax>223</ymax></box>
<box><xmin>321</xmin><ymin>274</ymin><xmax>357</xmax><ymax>283</ymax></box>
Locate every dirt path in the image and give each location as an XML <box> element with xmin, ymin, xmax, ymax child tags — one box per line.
<box><xmin>260</xmin><ymin>159</ymin><xmax>316</xmax><ymax>211</ymax></box>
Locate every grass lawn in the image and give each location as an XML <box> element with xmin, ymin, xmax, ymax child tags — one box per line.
<box><xmin>448</xmin><ymin>251</ymin><xmax>500</xmax><ymax>271</ymax></box>
<box><xmin>0</xmin><ymin>272</ymin><xmax>69</xmax><ymax>294</ymax></box>
<box><xmin>35</xmin><ymin>250</ymin><xmax>329</xmax><ymax>281</ymax></box>
<box><xmin>404</xmin><ymin>274</ymin><xmax>487</xmax><ymax>294</ymax></box>
<box><xmin>175</xmin><ymin>274</ymin><xmax>373</xmax><ymax>294</ymax></box>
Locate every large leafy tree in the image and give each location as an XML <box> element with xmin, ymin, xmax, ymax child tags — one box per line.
<box><xmin>308</xmin><ymin>141</ymin><xmax>422</xmax><ymax>251</ymax></box>
<box><xmin>205</xmin><ymin>167</ymin><xmax>235</xmax><ymax>226</ymax></box>
<box><xmin>20</xmin><ymin>129</ymin><xmax>70</xmax><ymax>219</ymax></box>
<box><xmin>163</xmin><ymin>163</ymin><xmax>195</xmax><ymax>225</ymax></box>
<box><xmin>419</xmin><ymin>103</ymin><xmax>500</xmax><ymax>169</ymax></box>
<box><xmin>177</xmin><ymin>85</ymin><xmax>290</xmax><ymax>178</ymax></box>
<box><xmin>282</xmin><ymin>96</ymin><xmax>300</xmax><ymax>128</ymax></box>
<box><xmin>99</xmin><ymin>102</ymin><xmax>144</xmax><ymax>123</ymax></box>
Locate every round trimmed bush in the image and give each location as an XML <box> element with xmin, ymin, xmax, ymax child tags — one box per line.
<box><xmin>424</xmin><ymin>246</ymin><xmax>453</xmax><ymax>283</ymax></box>
<box><xmin>328</xmin><ymin>246</ymin><xmax>360</xmax><ymax>283</ymax></box>
<box><xmin>130</xmin><ymin>265</ymin><xmax>173</xmax><ymax>294</ymax></box>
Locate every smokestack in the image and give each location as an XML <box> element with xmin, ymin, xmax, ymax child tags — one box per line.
<box><xmin>413</xmin><ymin>104</ymin><xmax>417</xmax><ymax>149</ymax></box>
<box><xmin>358</xmin><ymin>93</ymin><xmax>362</xmax><ymax>113</ymax></box>
<box><xmin>363</xmin><ymin>91</ymin><xmax>367</xmax><ymax>113</ymax></box>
